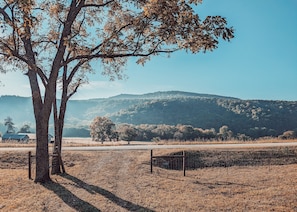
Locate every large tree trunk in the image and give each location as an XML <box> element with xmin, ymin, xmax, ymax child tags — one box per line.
<box><xmin>34</xmin><ymin>85</ymin><xmax>55</xmax><ymax>182</ymax></box>
<box><xmin>27</xmin><ymin>70</ymin><xmax>53</xmax><ymax>183</ymax></box>
<box><xmin>34</xmin><ymin>116</ymin><xmax>51</xmax><ymax>183</ymax></box>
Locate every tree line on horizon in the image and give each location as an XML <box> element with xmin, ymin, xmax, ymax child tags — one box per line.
<box><xmin>108</xmin><ymin>97</ymin><xmax>297</xmax><ymax>139</ymax></box>
<box><xmin>1</xmin><ymin>115</ymin><xmax>296</xmax><ymax>142</ymax></box>
<box><xmin>89</xmin><ymin>117</ymin><xmax>297</xmax><ymax>142</ymax></box>
<box><xmin>1</xmin><ymin>94</ymin><xmax>297</xmax><ymax>140</ymax></box>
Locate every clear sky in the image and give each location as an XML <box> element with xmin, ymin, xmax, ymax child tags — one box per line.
<box><xmin>0</xmin><ymin>0</ymin><xmax>296</xmax><ymax>101</ymax></box>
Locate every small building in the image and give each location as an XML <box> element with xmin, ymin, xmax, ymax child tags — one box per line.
<box><xmin>18</xmin><ymin>133</ymin><xmax>36</xmax><ymax>142</ymax></box>
<box><xmin>2</xmin><ymin>133</ymin><xmax>29</xmax><ymax>143</ymax></box>
<box><xmin>18</xmin><ymin>133</ymin><xmax>54</xmax><ymax>143</ymax></box>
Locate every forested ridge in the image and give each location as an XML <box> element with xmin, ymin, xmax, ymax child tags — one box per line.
<box><xmin>0</xmin><ymin>91</ymin><xmax>296</xmax><ymax>139</ymax></box>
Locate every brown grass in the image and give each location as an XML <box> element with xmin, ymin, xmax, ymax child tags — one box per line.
<box><xmin>1</xmin><ymin>147</ymin><xmax>297</xmax><ymax>211</ymax></box>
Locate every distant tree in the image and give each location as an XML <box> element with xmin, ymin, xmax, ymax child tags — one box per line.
<box><xmin>118</xmin><ymin>124</ymin><xmax>137</xmax><ymax>144</ymax></box>
<box><xmin>4</xmin><ymin>116</ymin><xmax>15</xmax><ymax>134</ymax></box>
<box><xmin>199</xmin><ymin>128</ymin><xmax>216</xmax><ymax>140</ymax></box>
<box><xmin>236</xmin><ymin>133</ymin><xmax>250</xmax><ymax>141</ymax></box>
<box><xmin>90</xmin><ymin>117</ymin><xmax>116</xmax><ymax>144</ymax></box>
<box><xmin>137</xmin><ymin>124</ymin><xmax>158</xmax><ymax>141</ymax></box>
<box><xmin>18</xmin><ymin>123</ymin><xmax>31</xmax><ymax>133</ymax></box>
<box><xmin>151</xmin><ymin>124</ymin><xmax>176</xmax><ymax>140</ymax></box>
<box><xmin>173</xmin><ymin>131</ymin><xmax>184</xmax><ymax>141</ymax></box>
<box><xmin>176</xmin><ymin>124</ymin><xmax>196</xmax><ymax>141</ymax></box>
<box><xmin>218</xmin><ymin>125</ymin><xmax>233</xmax><ymax>141</ymax></box>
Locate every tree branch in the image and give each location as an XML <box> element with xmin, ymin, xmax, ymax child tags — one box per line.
<box><xmin>82</xmin><ymin>0</ymin><xmax>115</xmax><ymax>8</ymax></box>
<box><xmin>67</xmin><ymin>48</ymin><xmax>177</xmax><ymax>64</ymax></box>
<box><xmin>0</xmin><ymin>5</ymin><xmax>12</xmax><ymax>23</ymax></box>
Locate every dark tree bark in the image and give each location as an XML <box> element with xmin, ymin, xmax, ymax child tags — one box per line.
<box><xmin>51</xmin><ymin>64</ymin><xmax>74</xmax><ymax>174</ymax></box>
<box><xmin>51</xmin><ymin>95</ymin><xmax>67</xmax><ymax>175</ymax></box>
<box><xmin>27</xmin><ymin>68</ymin><xmax>53</xmax><ymax>182</ymax></box>
<box><xmin>22</xmin><ymin>33</ymin><xmax>52</xmax><ymax>182</ymax></box>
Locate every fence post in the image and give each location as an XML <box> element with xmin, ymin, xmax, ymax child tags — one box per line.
<box><xmin>28</xmin><ymin>151</ymin><xmax>32</xmax><ymax>180</ymax></box>
<box><xmin>183</xmin><ymin>151</ymin><xmax>186</xmax><ymax>177</ymax></box>
<box><xmin>150</xmin><ymin>149</ymin><xmax>153</xmax><ymax>173</ymax></box>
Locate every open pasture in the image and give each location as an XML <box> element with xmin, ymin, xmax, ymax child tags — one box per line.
<box><xmin>1</xmin><ymin>144</ymin><xmax>297</xmax><ymax>211</ymax></box>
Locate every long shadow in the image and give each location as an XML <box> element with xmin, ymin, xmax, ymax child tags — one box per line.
<box><xmin>43</xmin><ymin>181</ymin><xmax>100</xmax><ymax>212</ymax></box>
<box><xmin>61</xmin><ymin>173</ymin><xmax>155</xmax><ymax>212</ymax></box>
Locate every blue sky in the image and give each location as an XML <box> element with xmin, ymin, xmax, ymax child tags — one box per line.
<box><xmin>0</xmin><ymin>0</ymin><xmax>296</xmax><ymax>101</ymax></box>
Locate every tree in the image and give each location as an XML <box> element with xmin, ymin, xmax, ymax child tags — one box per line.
<box><xmin>4</xmin><ymin>116</ymin><xmax>15</xmax><ymax>134</ymax></box>
<box><xmin>117</xmin><ymin>124</ymin><xmax>137</xmax><ymax>144</ymax></box>
<box><xmin>18</xmin><ymin>123</ymin><xmax>31</xmax><ymax>133</ymax></box>
<box><xmin>0</xmin><ymin>0</ymin><xmax>234</xmax><ymax>183</ymax></box>
<box><xmin>178</xmin><ymin>124</ymin><xmax>196</xmax><ymax>141</ymax></box>
<box><xmin>90</xmin><ymin>116</ymin><xmax>116</xmax><ymax>143</ymax></box>
<box><xmin>218</xmin><ymin>125</ymin><xmax>233</xmax><ymax>141</ymax></box>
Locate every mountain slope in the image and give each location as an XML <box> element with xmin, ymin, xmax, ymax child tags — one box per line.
<box><xmin>109</xmin><ymin>97</ymin><xmax>297</xmax><ymax>138</ymax></box>
<box><xmin>0</xmin><ymin>91</ymin><xmax>296</xmax><ymax>138</ymax></box>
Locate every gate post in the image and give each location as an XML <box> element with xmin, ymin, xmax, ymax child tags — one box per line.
<box><xmin>183</xmin><ymin>151</ymin><xmax>186</xmax><ymax>177</ymax></box>
<box><xmin>28</xmin><ymin>151</ymin><xmax>32</xmax><ymax>180</ymax></box>
<box><xmin>150</xmin><ymin>149</ymin><xmax>153</xmax><ymax>173</ymax></box>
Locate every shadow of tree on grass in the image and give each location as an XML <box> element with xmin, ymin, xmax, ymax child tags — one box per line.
<box><xmin>62</xmin><ymin>174</ymin><xmax>155</xmax><ymax>212</ymax></box>
<box><xmin>43</xmin><ymin>181</ymin><xmax>100</xmax><ymax>212</ymax></box>
<box><xmin>44</xmin><ymin>173</ymin><xmax>155</xmax><ymax>212</ymax></box>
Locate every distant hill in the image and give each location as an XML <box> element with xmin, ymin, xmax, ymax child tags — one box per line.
<box><xmin>109</xmin><ymin>91</ymin><xmax>238</xmax><ymax>100</ymax></box>
<box><xmin>0</xmin><ymin>91</ymin><xmax>296</xmax><ymax>138</ymax></box>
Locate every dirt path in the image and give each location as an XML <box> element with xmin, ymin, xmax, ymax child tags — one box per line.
<box><xmin>60</xmin><ymin>150</ymin><xmax>154</xmax><ymax>211</ymax></box>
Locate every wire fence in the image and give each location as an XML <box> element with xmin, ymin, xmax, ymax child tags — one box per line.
<box><xmin>151</xmin><ymin>147</ymin><xmax>297</xmax><ymax>174</ymax></box>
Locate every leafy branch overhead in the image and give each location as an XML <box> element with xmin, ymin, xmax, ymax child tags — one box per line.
<box><xmin>0</xmin><ymin>0</ymin><xmax>234</xmax><ymax>85</ymax></box>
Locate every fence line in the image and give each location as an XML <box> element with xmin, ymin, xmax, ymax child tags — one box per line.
<box><xmin>150</xmin><ymin>149</ymin><xmax>186</xmax><ymax>176</ymax></box>
<box><xmin>150</xmin><ymin>147</ymin><xmax>297</xmax><ymax>174</ymax></box>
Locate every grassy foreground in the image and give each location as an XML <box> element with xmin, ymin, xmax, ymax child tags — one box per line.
<box><xmin>0</xmin><ymin>147</ymin><xmax>297</xmax><ymax>211</ymax></box>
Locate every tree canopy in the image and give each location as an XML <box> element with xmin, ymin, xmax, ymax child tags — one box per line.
<box><xmin>0</xmin><ymin>0</ymin><xmax>234</xmax><ymax>85</ymax></box>
<box><xmin>90</xmin><ymin>116</ymin><xmax>117</xmax><ymax>143</ymax></box>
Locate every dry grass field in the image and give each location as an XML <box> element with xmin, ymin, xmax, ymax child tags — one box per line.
<box><xmin>1</xmin><ymin>145</ymin><xmax>297</xmax><ymax>211</ymax></box>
